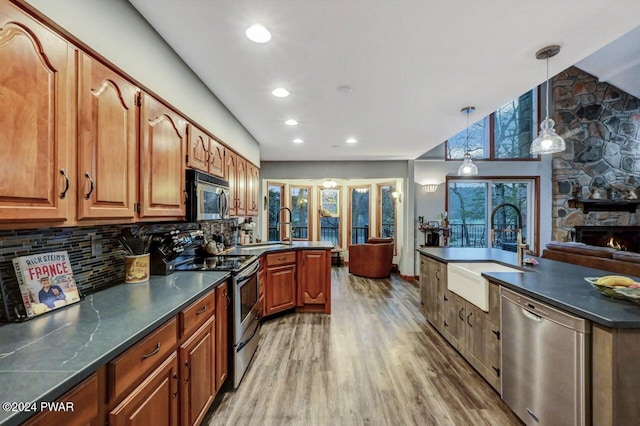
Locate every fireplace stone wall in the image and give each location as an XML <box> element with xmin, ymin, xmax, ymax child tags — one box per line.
<box><xmin>552</xmin><ymin>66</ymin><xmax>640</xmax><ymax>242</ymax></box>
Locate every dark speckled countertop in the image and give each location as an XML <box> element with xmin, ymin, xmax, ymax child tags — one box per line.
<box><xmin>0</xmin><ymin>271</ymin><xmax>229</xmax><ymax>426</ymax></box>
<box><xmin>231</xmin><ymin>241</ymin><xmax>334</xmax><ymax>257</ymax></box>
<box><xmin>417</xmin><ymin>247</ymin><xmax>640</xmax><ymax>328</ymax></box>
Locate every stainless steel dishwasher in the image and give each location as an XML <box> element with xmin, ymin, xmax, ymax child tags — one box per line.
<box><xmin>501</xmin><ymin>288</ymin><xmax>590</xmax><ymax>426</ymax></box>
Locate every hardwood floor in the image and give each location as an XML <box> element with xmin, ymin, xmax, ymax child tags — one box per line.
<box><xmin>206</xmin><ymin>267</ymin><xmax>522</xmax><ymax>425</ymax></box>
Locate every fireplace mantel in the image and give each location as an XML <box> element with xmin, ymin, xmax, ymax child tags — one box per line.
<box><xmin>568</xmin><ymin>198</ymin><xmax>640</xmax><ymax>214</ymax></box>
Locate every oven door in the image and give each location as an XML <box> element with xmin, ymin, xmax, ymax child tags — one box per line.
<box><xmin>197</xmin><ymin>182</ymin><xmax>229</xmax><ymax>220</ymax></box>
<box><xmin>234</xmin><ymin>261</ymin><xmax>260</xmax><ymax>342</ymax></box>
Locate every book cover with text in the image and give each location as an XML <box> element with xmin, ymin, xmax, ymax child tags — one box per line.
<box><xmin>12</xmin><ymin>251</ymin><xmax>81</xmax><ymax>318</ymax></box>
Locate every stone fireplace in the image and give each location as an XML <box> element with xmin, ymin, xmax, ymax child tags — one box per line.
<box><xmin>552</xmin><ymin>66</ymin><xmax>640</xmax><ymax>242</ymax></box>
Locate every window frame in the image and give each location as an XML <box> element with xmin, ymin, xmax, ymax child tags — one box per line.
<box><xmin>376</xmin><ymin>182</ymin><xmax>397</xmax><ymax>254</ymax></box>
<box><xmin>445</xmin><ymin>87</ymin><xmax>541</xmax><ymax>162</ymax></box>
<box><xmin>267</xmin><ymin>181</ymin><xmax>285</xmax><ymax>241</ymax></box>
<box><xmin>445</xmin><ymin>175</ymin><xmax>540</xmax><ymax>255</ymax></box>
<box><xmin>317</xmin><ymin>187</ymin><xmax>342</xmax><ymax>248</ymax></box>
<box><xmin>347</xmin><ymin>185</ymin><xmax>372</xmax><ymax>245</ymax></box>
<box><xmin>290</xmin><ymin>185</ymin><xmax>312</xmax><ymax>241</ymax></box>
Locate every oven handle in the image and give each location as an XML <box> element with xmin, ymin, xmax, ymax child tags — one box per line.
<box><xmin>235</xmin><ymin>315</ymin><xmax>260</xmax><ymax>351</ymax></box>
<box><xmin>236</xmin><ymin>261</ymin><xmax>260</xmax><ymax>282</ymax></box>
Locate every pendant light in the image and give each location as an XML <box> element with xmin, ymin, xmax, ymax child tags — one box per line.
<box><xmin>530</xmin><ymin>45</ymin><xmax>566</xmax><ymax>155</ymax></box>
<box><xmin>458</xmin><ymin>106</ymin><xmax>478</xmax><ymax>176</ymax></box>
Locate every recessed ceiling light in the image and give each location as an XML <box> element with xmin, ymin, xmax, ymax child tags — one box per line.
<box><xmin>337</xmin><ymin>85</ymin><xmax>353</xmax><ymax>93</ymax></box>
<box><xmin>285</xmin><ymin>119</ymin><xmax>298</xmax><ymax>126</ymax></box>
<box><xmin>245</xmin><ymin>24</ymin><xmax>271</xmax><ymax>43</ymax></box>
<box><xmin>292</xmin><ymin>138</ymin><xmax>304</xmax><ymax>144</ymax></box>
<box><xmin>345</xmin><ymin>138</ymin><xmax>358</xmax><ymax>144</ymax></box>
<box><xmin>272</xmin><ymin>88</ymin><xmax>289</xmax><ymax>98</ymax></box>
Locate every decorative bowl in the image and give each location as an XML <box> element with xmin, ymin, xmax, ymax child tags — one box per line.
<box><xmin>613</xmin><ymin>287</ymin><xmax>640</xmax><ymax>305</ymax></box>
<box><xmin>584</xmin><ymin>277</ymin><xmax>629</xmax><ymax>300</ymax></box>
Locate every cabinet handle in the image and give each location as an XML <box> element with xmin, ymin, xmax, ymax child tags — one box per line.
<box><xmin>435</xmin><ymin>270</ymin><xmax>440</xmax><ymax>280</ymax></box>
<box><xmin>141</xmin><ymin>343</ymin><xmax>160</xmax><ymax>360</ymax></box>
<box><xmin>84</xmin><ymin>172</ymin><xmax>94</xmax><ymax>200</ymax></box>
<box><xmin>172</xmin><ymin>373</ymin><xmax>179</xmax><ymax>398</ymax></box>
<box><xmin>443</xmin><ymin>295</ymin><xmax>448</xmax><ymax>302</ymax></box>
<box><xmin>467</xmin><ymin>312</ymin><xmax>473</xmax><ymax>327</ymax></box>
<box><xmin>458</xmin><ymin>308</ymin><xmax>464</xmax><ymax>321</ymax></box>
<box><xmin>184</xmin><ymin>360</ymin><xmax>191</xmax><ymax>383</ymax></box>
<box><xmin>183</xmin><ymin>189</ymin><xmax>188</xmax><ymax>204</ymax></box>
<box><xmin>59</xmin><ymin>168</ymin><xmax>70</xmax><ymax>199</ymax></box>
<box><xmin>444</xmin><ymin>320</ymin><xmax>449</xmax><ymax>328</ymax></box>
<box><xmin>196</xmin><ymin>305</ymin><xmax>207</xmax><ymax>315</ymax></box>
<box><xmin>492</xmin><ymin>366</ymin><xmax>501</xmax><ymax>377</ymax></box>
<box><xmin>491</xmin><ymin>329</ymin><xmax>500</xmax><ymax>340</ymax></box>
<box><xmin>226</xmin><ymin>294</ymin><xmax>231</xmax><ymax>307</ymax></box>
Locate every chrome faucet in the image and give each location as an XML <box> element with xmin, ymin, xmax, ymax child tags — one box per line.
<box><xmin>276</xmin><ymin>207</ymin><xmax>293</xmax><ymax>244</ymax></box>
<box><xmin>516</xmin><ymin>229</ymin><xmax>529</xmax><ymax>267</ymax></box>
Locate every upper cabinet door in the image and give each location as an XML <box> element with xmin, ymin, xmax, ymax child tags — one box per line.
<box><xmin>247</xmin><ymin>163</ymin><xmax>259</xmax><ymax>216</ymax></box>
<box><xmin>0</xmin><ymin>3</ymin><xmax>74</xmax><ymax>222</ymax></box>
<box><xmin>208</xmin><ymin>139</ymin><xmax>225</xmax><ymax>179</ymax></box>
<box><xmin>225</xmin><ymin>152</ymin><xmax>237</xmax><ymax>215</ymax></box>
<box><xmin>139</xmin><ymin>93</ymin><xmax>186</xmax><ymax>219</ymax></box>
<box><xmin>235</xmin><ymin>156</ymin><xmax>248</xmax><ymax>216</ymax></box>
<box><xmin>186</xmin><ymin>124</ymin><xmax>209</xmax><ymax>173</ymax></box>
<box><xmin>77</xmin><ymin>52</ymin><xmax>137</xmax><ymax>220</ymax></box>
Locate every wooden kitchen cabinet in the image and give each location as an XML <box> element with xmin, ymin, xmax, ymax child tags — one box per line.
<box><xmin>0</xmin><ymin>1</ymin><xmax>74</xmax><ymax>223</ymax></box>
<box><xmin>297</xmin><ymin>250</ymin><xmax>330</xmax><ymax>312</ymax></box>
<box><xmin>265</xmin><ymin>251</ymin><xmax>297</xmax><ymax>315</ymax></box>
<box><xmin>139</xmin><ymin>93</ymin><xmax>186</xmax><ymax>220</ymax></box>
<box><xmin>179</xmin><ymin>317</ymin><xmax>216</xmax><ymax>426</ymax></box>
<box><xmin>215</xmin><ymin>282</ymin><xmax>229</xmax><ymax>392</ymax></box>
<box><xmin>225</xmin><ymin>151</ymin><xmax>248</xmax><ymax>216</ymax></box>
<box><xmin>258</xmin><ymin>257</ymin><xmax>266</xmax><ymax>318</ymax></box>
<box><xmin>420</xmin><ymin>255</ymin><xmax>446</xmax><ymax>333</ymax></box>
<box><xmin>24</xmin><ymin>373</ymin><xmax>98</xmax><ymax>426</ymax></box>
<box><xmin>208</xmin><ymin>139</ymin><xmax>226</xmax><ymax>179</ymax></box>
<box><xmin>77</xmin><ymin>52</ymin><xmax>138</xmax><ymax>221</ymax></box>
<box><xmin>247</xmin><ymin>162</ymin><xmax>260</xmax><ymax>216</ymax></box>
<box><xmin>186</xmin><ymin>124</ymin><xmax>210</xmax><ymax>173</ymax></box>
<box><xmin>109</xmin><ymin>351</ymin><xmax>180</xmax><ymax>426</ymax></box>
<box><xmin>442</xmin><ymin>283</ymin><xmax>501</xmax><ymax>391</ymax></box>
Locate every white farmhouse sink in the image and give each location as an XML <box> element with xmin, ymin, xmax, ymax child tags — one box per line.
<box><xmin>447</xmin><ymin>262</ymin><xmax>525</xmax><ymax>311</ymax></box>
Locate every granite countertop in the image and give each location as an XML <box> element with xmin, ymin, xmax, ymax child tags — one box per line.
<box><xmin>231</xmin><ymin>241</ymin><xmax>334</xmax><ymax>257</ymax></box>
<box><xmin>0</xmin><ymin>271</ymin><xmax>229</xmax><ymax>426</ymax></box>
<box><xmin>417</xmin><ymin>247</ymin><xmax>640</xmax><ymax>328</ymax></box>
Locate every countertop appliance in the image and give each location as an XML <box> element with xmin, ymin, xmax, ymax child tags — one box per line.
<box><xmin>175</xmin><ymin>250</ymin><xmax>260</xmax><ymax>388</ymax></box>
<box><xmin>185</xmin><ymin>169</ymin><xmax>230</xmax><ymax>221</ymax></box>
<box><xmin>501</xmin><ymin>287</ymin><xmax>590</xmax><ymax>426</ymax></box>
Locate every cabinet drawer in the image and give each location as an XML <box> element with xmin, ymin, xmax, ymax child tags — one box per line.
<box><xmin>109</xmin><ymin>317</ymin><xmax>177</xmax><ymax>401</ymax></box>
<box><xmin>266</xmin><ymin>251</ymin><xmax>296</xmax><ymax>266</ymax></box>
<box><xmin>180</xmin><ymin>290</ymin><xmax>216</xmax><ymax>338</ymax></box>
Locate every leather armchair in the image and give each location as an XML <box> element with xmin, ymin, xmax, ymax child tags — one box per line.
<box><xmin>348</xmin><ymin>238</ymin><xmax>394</xmax><ymax>278</ymax></box>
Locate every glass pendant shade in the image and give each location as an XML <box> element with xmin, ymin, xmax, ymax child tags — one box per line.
<box><xmin>457</xmin><ymin>152</ymin><xmax>478</xmax><ymax>176</ymax></box>
<box><xmin>530</xmin><ymin>118</ymin><xmax>565</xmax><ymax>155</ymax></box>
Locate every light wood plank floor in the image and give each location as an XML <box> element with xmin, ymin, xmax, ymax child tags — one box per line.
<box><xmin>206</xmin><ymin>267</ymin><xmax>522</xmax><ymax>426</ymax></box>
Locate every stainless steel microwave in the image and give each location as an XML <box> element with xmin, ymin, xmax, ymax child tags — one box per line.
<box><xmin>185</xmin><ymin>169</ymin><xmax>230</xmax><ymax>221</ymax></box>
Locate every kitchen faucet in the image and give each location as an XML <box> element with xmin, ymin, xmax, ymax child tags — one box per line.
<box><xmin>276</xmin><ymin>207</ymin><xmax>293</xmax><ymax>244</ymax></box>
<box><xmin>516</xmin><ymin>229</ymin><xmax>529</xmax><ymax>267</ymax></box>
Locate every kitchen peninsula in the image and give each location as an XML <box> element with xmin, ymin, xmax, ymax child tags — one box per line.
<box><xmin>417</xmin><ymin>247</ymin><xmax>640</xmax><ymax>425</ymax></box>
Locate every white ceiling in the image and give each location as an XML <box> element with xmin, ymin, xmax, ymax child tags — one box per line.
<box><xmin>128</xmin><ymin>0</ymin><xmax>640</xmax><ymax>162</ymax></box>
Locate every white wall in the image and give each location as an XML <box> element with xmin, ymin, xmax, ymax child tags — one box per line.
<box><xmin>24</xmin><ymin>0</ymin><xmax>260</xmax><ymax>165</ymax></box>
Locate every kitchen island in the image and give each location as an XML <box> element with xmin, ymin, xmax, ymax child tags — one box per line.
<box><xmin>417</xmin><ymin>247</ymin><xmax>640</xmax><ymax>425</ymax></box>
<box><xmin>0</xmin><ymin>271</ymin><xmax>229</xmax><ymax>426</ymax></box>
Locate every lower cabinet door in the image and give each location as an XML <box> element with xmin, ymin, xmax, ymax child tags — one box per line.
<box><xmin>215</xmin><ymin>283</ymin><xmax>228</xmax><ymax>392</ymax></box>
<box><xmin>109</xmin><ymin>352</ymin><xmax>179</xmax><ymax>426</ymax></box>
<box><xmin>180</xmin><ymin>318</ymin><xmax>216</xmax><ymax>426</ymax></box>
<box><xmin>265</xmin><ymin>264</ymin><xmax>296</xmax><ymax>315</ymax></box>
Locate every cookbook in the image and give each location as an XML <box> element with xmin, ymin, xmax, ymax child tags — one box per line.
<box><xmin>12</xmin><ymin>251</ymin><xmax>81</xmax><ymax>318</ymax></box>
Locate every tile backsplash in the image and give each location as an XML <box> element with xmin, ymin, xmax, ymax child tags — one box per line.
<box><xmin>0</xmin><ymin>219</ymin><xmax>238</xmax><ymax>322</ymax></box>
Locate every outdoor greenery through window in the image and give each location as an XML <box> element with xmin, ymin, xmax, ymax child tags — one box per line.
<box><xmin>290</xmin><ymin>186</ymin><xmax>310</xmax><ymax>240</ymax></box>
<box><xmin>319</xmin><ymin>188</ymin><xmax>341</xmax><ymax>247</ymax></box>
<box><xmin>349</xmin><ymin>187</ymin><xmax>370</xmax><ymax>244</ymax></box>
<box><xmin>377</xmin><ymin>184</ymin><xmax>396</xmax><ymax>241</ymax></box>
<box><xmin>268</xmin><ymin>183</ymin><xmax>284</xmax><ymax>241</ymax></box>
<box><xmin>447</xmin><ymin>179</ymin><xmax>533</xmax><ymax>251</ymax></box>
<box><xmin>446</xmin><ymin>89</ymin><xmax>538</xmax><ymax>160</ymax></box>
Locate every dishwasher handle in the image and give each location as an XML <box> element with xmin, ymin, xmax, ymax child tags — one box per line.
<box><xmin>521</xmin><ymin>308</ymin><xmax>543</xmax><ymax>322</ymax></box>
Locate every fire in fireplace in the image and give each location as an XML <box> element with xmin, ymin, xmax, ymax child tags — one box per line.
<box><xmin>574</xmin><ymin>226</ymin><xmax>640</xmax><ymax>253</ymax></box>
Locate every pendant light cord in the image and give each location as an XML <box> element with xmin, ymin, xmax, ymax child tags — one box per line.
<box><xmin>465</xmin><ymin>108</ymin><xmax>470</xmax><ymax>153</ymax></box>
<box><xmin>545</xmin><ymin>56</ymin><xmax>550</xmax><ymax>121</ymax></box>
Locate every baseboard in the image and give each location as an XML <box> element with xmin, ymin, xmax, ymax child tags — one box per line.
<box><xmin>399</xmin><ymin>274</ymin><xmax>418</xmax><ymax>282</ymax></box>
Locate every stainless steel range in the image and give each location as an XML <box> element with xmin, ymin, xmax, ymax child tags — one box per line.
<box><xmin>174</xmin><ymin>252</ymin><xmax>261</xmax><ymax>388</ymax></box>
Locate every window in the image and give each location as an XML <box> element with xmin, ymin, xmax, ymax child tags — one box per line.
<box><xmin>290</xmin><ymin>186</ymin><xmax>310</xmax><ymax>240</ymax></box>
<box><xmin>446</xmin><ymin>89</ymin><xmax>538</xmax><ymax>160</ymax></box>
<box><xmin>377</xmin><ymin>183</ymin><xmax>396</xmax><ymax>241</ymax></box>
<box><xmin>318</xmin><ymin>188</ymin><xmax>341</xmax><ymax>247</ymax></box>
<box><xmin>349</xmin><ymin>186</ymin><xmax>370</xmax><ymax>244</ymax></box>
<box><xmin>267</xmin><ymin>183</ymin><xmax>284</xmax><ymax>241</ymax></box>
<box><xmin>446</xmin><ymin>177</ymin><xmax>538</xmax><ymax>253</ymax></box>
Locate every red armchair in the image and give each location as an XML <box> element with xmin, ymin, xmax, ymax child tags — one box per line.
<box><xmin>348</xmin><ymin>238</ymin><xmax>394</xmax><ymax>278</ymax></box>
